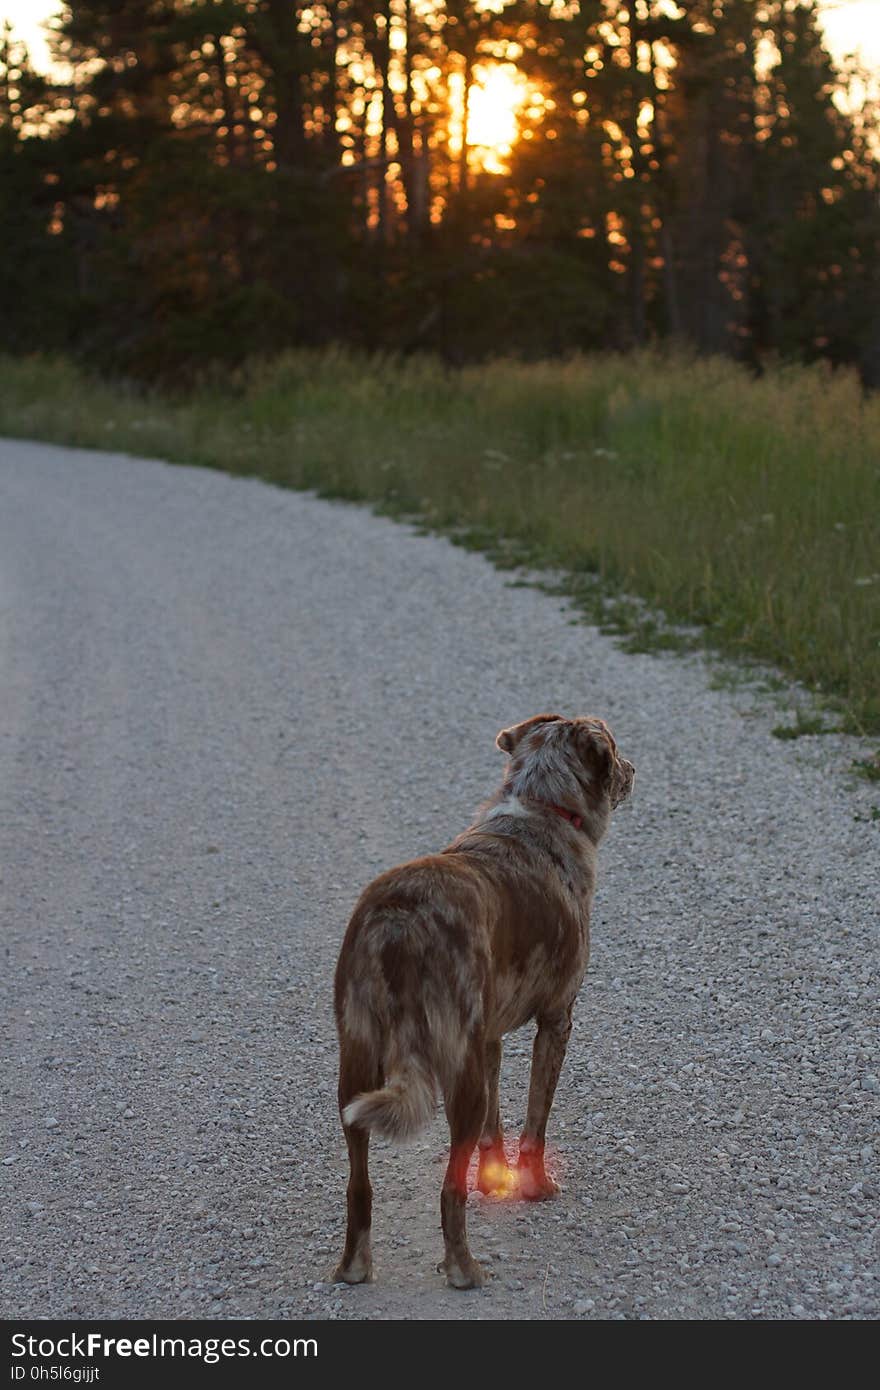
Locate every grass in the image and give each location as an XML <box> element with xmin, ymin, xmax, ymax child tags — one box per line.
<box><xmin>852</xmin><ymin>755</ymin><xmax>880</xmax><ymax>781</ymax></box>
<box><xmin>771</xmin><ymin>710</ymin><xmax>838</xmax><ymax>740</ymax></box>
<box><xmin>1</xmin><ymin>347</ymin><xmax>879</xmax><ymax>735</ymax></box>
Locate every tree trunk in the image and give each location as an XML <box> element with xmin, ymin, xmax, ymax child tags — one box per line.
<box><xmin>627</xmin><ymin>3</ymin><xmax>646</xmax><ymax>343</ymax></box>
<box><xmin>262</xmin><ymin>0</ymin><xmax>307</xmax><ymax>171</ymax></box>
<box><xmin>376</xmin><ymin>0</ymin><xmax>392</xmax><ymax>244</ymax></box>
<box><xmin>459</xmin><ymin>47</ymin><xmax>472</xmax><ymax>202</ymax></box>
<box><xmin>649</xmin><ymin>38</ymin><xmax>681</xmax><ymax>338</ymax></box>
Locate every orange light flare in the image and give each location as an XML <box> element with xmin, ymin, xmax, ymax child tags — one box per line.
<box><xmin>469</xmin><ymin>1144</ymin><xmax>564</xmax><ymax>1200</ymax></box>
<box><xmin>450</xmin><ymin>61</ymin><xmax>532</xmax><ymax>176</ymax></box>
<box><xmin>478</xmin><ymin>1158</ymin><xmax>521</xmax><ymax>1198</ymax></box>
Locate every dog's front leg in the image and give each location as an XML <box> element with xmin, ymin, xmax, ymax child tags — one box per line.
<box><xmin>476</xmin><ymin>1037</ymin><xmax>515</xmax><ymax>1195</ymax></box>
<box><xmin>517</xmin><ymin>1007</ymin><xmax>573</xmax><ymax>1199</ymax></box>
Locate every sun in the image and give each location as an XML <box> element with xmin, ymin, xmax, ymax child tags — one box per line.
<box><xmin>466</xmin><ymin>63</ymin><xmax>528</xmax><ymax>173</ymax></box>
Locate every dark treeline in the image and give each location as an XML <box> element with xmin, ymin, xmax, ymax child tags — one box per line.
<box><xmin>2</xmin><ymin>1</ymin><xmax>879</xmax><ymax>381</ymax></box>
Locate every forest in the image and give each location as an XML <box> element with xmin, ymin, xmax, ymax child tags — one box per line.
<box><xmin>2</xmin><ymin>1</ymin><xmax>879</xmax><ymax>382</ymax></box>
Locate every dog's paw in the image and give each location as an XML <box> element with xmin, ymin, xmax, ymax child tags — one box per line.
<box><xmin>332</xmin><ymin>1255</ymin><xmax>373</xmax><ymax>1285</ymax></box>
<box><xmin>439</xmin><ymin>1254</ymin><xmax>487</xmax><ymax>1290</ymax></box>
<box><xmin>516</xmin><ymin>1162</ymin><xmax>560</xmax><ymax>1201</ymax></box>
<box><xmin>477</xmin><ymin>1152</ymin><xmax>518</xmax><ymax>1198</ymax></box>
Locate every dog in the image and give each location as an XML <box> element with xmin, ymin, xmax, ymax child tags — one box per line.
<box><xmin>333</xmin><ymin>713</ymin><xmax>634</xmax><ymax>1289</ymax></box>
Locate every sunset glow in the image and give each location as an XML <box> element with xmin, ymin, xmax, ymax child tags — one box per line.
<box><xmin>467</xmin><ymin>63</ymin><xmax>528</xmax><ymax>172</ymax></box>
<box><xmin>8</xmin><ymin>1</ymin><xmax>880</xmax><ymax>80</ymax></box>
<box><xmin>7</xmin><ymin>2</ymin><xmax>880</xmax><ymax>179</ymax></box>
<box><xmin>447</xmin><ymin>60</ymin><xmax>530</xmax><ymax>175</ymax></box>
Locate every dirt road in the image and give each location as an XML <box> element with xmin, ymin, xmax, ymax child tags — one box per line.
<box><xmin>1</xmin><ymin>439</ymin><xmax>877</xmax><ymax>1320</ymax></box>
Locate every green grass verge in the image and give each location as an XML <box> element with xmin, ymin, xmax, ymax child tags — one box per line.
<box><xmin>1</xmin><ymin>348</ymin><xmax>879</xmax><ymax>735</ymax></box>
<box><xmin>852</xmin><ymin>755</ymin><xmax>880</xmax><ymax>781</ymax></box>
<box><xmin>771</xmin><ymin>711</ymin><xmax>837</xmax><ymax>741</ymax></box>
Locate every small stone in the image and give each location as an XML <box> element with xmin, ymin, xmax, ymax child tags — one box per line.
<box><xmin>574</xmin><ymin>1298</ymin><xmax>595</xmax><ymax>1315</ymax></box>
<box><xmin>44</xmin><ymin>1117</ymin><xmax>59</xmax><ymax>1129</ymax></box>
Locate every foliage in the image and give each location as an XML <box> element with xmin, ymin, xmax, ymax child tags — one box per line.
<box><xmin>1</xmin><ymin>2</ymin><xmax>878</xmax><ymax>379</ymax></box>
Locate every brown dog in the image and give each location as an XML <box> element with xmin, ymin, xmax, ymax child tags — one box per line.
<box><xmin>333</xmin><ymin>713</ymin><xmax>634</xmax><ymax>1288</ymax></box>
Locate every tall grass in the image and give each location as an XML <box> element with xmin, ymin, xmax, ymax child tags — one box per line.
<box><xmin>2</xmin><ymin>349</ymin><xmax>878</xmax><ymax>732</ymax></box>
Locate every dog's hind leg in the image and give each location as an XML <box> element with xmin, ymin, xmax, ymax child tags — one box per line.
<box><xmin>334</xmin><ymin>1044</ymin><xmax>379</xmax><ymax>1284</ymax></box>
<box><xmin>440</xmin><ymin>1044</ymin><xmax>487</xmax><ymax>1289</ymax></box>
<box><xmin>517</xmin><ymin>1006</ymin><xmax>573</xmax><ymax>1199</ymax></box>
<box><xmin>476</xmin><ymin>1037</ymin><xmax>514</xmax><ymax>1196</ymax></box>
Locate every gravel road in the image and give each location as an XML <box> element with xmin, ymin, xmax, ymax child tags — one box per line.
<box><xmin>1</xmin><ymin>438</ymin><xmax>877</xmax><ymax>1321</ymax></box>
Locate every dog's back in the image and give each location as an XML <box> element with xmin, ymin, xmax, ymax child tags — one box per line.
<box><xmin>335</xmin><ymin>855</ymin><xmax>493</xmax><ymax>1138</ymax></box>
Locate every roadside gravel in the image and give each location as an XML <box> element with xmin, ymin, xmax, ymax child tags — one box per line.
<box><xmin>1</xmin><ymin>438</ymin><xmax>877</xmax><ymax>1321</ymax></box>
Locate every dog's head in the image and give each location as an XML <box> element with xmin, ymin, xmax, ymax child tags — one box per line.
<box><xmin>496</xmin><ymin>712</ymin><xmax>634</xmax><ymax>812</ymax></box>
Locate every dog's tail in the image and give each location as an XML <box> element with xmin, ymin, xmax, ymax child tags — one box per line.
<box><xmin>342</xmin><ymin>1058</ymin><xmax>435</xmax><ymax>1141</ymax></box>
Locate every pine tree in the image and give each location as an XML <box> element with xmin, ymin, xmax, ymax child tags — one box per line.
<box><xmin>0</xmin><ymin>26</ymin><xmax>74</xmax><ymax>351</ymax></box>
<box><xmin>4</xmin><ymin>0</ymin><xmax>878</xmax><ymax>373</ymax></box>
<box><xmin>753</xmin><ymin>0</ymin><xmax>880</xmax><ymax>373</ymax></box>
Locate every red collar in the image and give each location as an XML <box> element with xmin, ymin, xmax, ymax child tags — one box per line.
<box><xmin>537</xmin><ymin>801</ymin><xmax>583</xmax><ymax>831</ymax></box>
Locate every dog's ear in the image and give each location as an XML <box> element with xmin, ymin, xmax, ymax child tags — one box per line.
<box><xmin>574</xmin><ymin>719</ymin><xmax>633</xmax><ymax>805</ymax></box>
<box><xmin>573</xmin><ymin>719</ymin><xmax>616</xmax><ymax>786</ymax></box>
<box><xmin>496</xmin><ymin>713</ymin><xmax>565</xmax><ymax>754</ymax></box>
